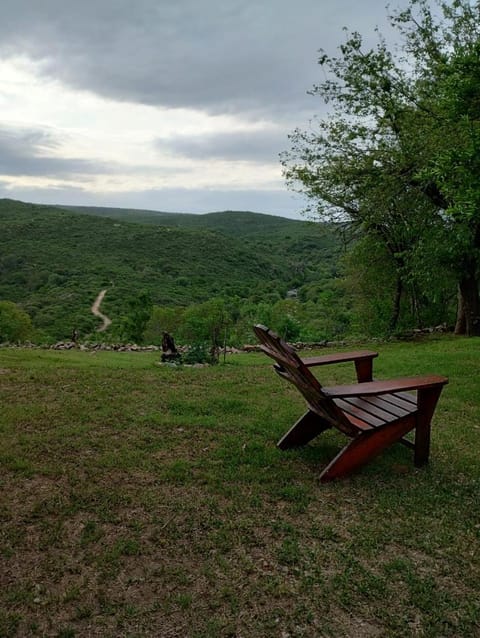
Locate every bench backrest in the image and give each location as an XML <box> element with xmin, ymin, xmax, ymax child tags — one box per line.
<box><xmin>253</xmin><ymin>325</ymin><xmax>355</xmax><ymax>435</ymax></box>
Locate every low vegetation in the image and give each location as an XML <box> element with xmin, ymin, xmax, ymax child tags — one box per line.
<box><xmin>1</xmin><ymin>336</ymin><xmax>479</xmax><ymax>637</ymax></box>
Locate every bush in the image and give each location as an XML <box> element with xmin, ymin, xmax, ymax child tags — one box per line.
<box><xmin>182</xmin><ymin>342</ymin><xmax>217</xmax><ymax>365</ymax></box>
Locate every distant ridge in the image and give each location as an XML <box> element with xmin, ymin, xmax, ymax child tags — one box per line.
<box><xmin>57</xmin><ymin>205</ymin><xmax>307</xmax><ymax>238</ymax></box>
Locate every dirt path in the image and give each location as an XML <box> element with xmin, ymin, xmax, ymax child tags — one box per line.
<box><xmin>91</xmin><ymin>289</ymin><xmax>112</xmax><ymax>332</ymax></box>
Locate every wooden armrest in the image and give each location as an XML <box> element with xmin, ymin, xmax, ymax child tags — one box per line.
<box><xmin>323</xmin><ymin>375</ymin><xmax>448</xmax><ymax>397</ymax></box>
<box><xmin>302</xmin><ymin>350</ymin><xmax>378</xmax><ymax>367</ymax></box>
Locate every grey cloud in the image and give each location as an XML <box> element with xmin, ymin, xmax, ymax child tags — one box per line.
<box><xmin>0</xmin><ymin>180</ymin><xmax>89</xmax><ymax>200</ymax></box>
<box><xmin>0</xmin><ymin>0</ymin><xmax>392</xmax><ymax>118</ymax></box>
<box><xmin>155</xmin><ymin>128</ymin><xmax>287</xmax><ymax>162</ymax></box>
<box><xmin>0</xmin><ymin>126</ymin><xmax>110</xmax><ymax>177</ymax></box>
<box><xmin>0</xmin><ymin>0</ymin><xmax>394</xmax><ymax>217</ymax></box>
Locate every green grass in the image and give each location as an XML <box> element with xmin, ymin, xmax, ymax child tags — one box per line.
<box><xmin>0</xmin><ymin>336</ymin><xmax>479</xmax><ymax>637</ymax></box>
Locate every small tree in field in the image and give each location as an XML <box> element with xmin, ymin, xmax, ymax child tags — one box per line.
<box><xmin>181</xmin><ymin>299</ymin><xmax>233</xmax><ymax>362</ymax></box>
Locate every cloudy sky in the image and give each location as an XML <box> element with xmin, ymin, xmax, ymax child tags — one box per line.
<box><xmin>0</xmin><ymin>0</ymin><xmax>394</xmax><ymax>218</ymax></box>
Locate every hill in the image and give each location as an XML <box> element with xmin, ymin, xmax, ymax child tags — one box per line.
<box><xmin>59</xmin><ymin>205</ymin><xmax>311</xmax><ymax>239</ymax></box>
<box><xmin>0</xmin><ymin>199</ymin><xmax>340</xmax><ymax>340</ymax></box>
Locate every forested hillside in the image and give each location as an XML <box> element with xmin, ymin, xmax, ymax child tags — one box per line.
<box><xmin>60</xmin><ymin>205</ymin><xmax>309</xmax><ymax>239</ymax></box>
<box><xmin>0</xmin><ymin>199</ymin><xmax>341</xmax><ymax>342</ymax></box>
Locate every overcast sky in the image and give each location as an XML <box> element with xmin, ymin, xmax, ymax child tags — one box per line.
<box><xmin>0</xmin><ymin>0</ymin><xmax>395</xmax><ymax>218</ymax></box>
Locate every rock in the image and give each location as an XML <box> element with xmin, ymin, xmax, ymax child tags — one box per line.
<box><xmin>243</xmin><ymin>344</ymin><xmax>261</xmax><ymax>352</ymax></box>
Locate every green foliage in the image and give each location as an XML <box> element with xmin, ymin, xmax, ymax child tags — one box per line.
<box><xmin>113</xmin><ymin>292</ymin><xmax>153</xmax><ymax>344</ymax></box>
<box><xmin>283</xmin><ymin>0</ymin><xmax>480</xmax><ymax>335</ymax></box>
<box><xmin>342</xmin><ymin>236</ymin><xmax>455</xmax><ymax>336</ymax></box>
<box><xmin>182</xmin><ymin>342</ymin><xmax>215</xmax><ymax>365</ymax></box>
<box><xmin>0</xmin><ymin>199</ymin><xmax>341</xmax><ymax>342</ymax></box>
<box><xmin>0</xmin><ymin>301</ymin><xmax>33</xmax><ymax>342</ymax></box>
<box><xmin>143</xmin><ymin>306</ymin><xmax>185</xmax><ymax>345</ymax></box>
<box><xmin>1</xmin><ymin>194</ymin><xmax>458</xmax><ymax>343</ymax></box>
<box><xmin>182</xmin><ymin>299</ymin><xmax>230</xmax><ymax>347</ymax></box>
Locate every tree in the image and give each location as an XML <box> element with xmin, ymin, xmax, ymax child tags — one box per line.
<box><xmin>115</xmin><ymin>292</ymin><xmax>152</xmax><ymax>343</ymax></box>
<box><xmin>283</xmin><ymin>0</ymin><xmax>480</xmax><ymax>335</ymax></box>
<box><xmin>181</xmin><ymin>298</ymin><xmax>234</xmax><ymax>361</ymax></box>
<box><xmin>414</xmin><ymin>5</ymin><xmax>480</xmax><ymax>334</ymax></box>
<box><xmin>143</xmin><ymin>306</ymin><xmax>185</xmax><ymax>345</ymax></box>
<box><xmin>0</xmin><ymin>301</ymin><xmax>34</xmax><ymax>342</ymax></box>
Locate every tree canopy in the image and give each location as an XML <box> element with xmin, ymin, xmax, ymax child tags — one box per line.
<box><xmin>283</xmin><ymin>0</ymin><xmax>480</xmax><ymax>335</ymax></box>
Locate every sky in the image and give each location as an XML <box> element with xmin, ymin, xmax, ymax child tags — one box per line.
<box><xmin>0</xmin><ymin>0</ymin><xmax>395</xmax><ymax>219</ymax></box>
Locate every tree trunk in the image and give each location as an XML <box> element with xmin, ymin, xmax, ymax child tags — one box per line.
<box><xmin>454</xmin><ymin>285</ymin><xmax>466</xmax><ymax>335</ymax></box>
<box><xmin>410</xmin><ymin>284</ymin><xmax>421</xmax><ymax>327</ymax></box>
<box><xmin>389</xmin><ymin>276</ymin><xmax>403</xmax><ymax>333</ymax></box>
<box><xmin>456</xmin><ymin>262</ymin><xmax>480</xmax><ymax>336</ymax></box>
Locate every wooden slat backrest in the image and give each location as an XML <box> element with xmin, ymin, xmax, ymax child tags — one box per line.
<box><xmin>254</xmin><ymin>325</ymin><xmax>357</xmax><ymax>436</ymax></box>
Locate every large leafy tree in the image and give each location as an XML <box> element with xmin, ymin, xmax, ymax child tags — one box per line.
<box><xmin>283</xmin><ymin>0</ymin><xmax>480</xmax><ymax>335</ymax></box>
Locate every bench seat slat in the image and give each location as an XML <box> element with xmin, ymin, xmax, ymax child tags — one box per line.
<box><xmin>334</xmin><ymin>398</ymin><xmax>386</xmax><ymax>428</ymax></box>
<box><xmin>335</xmin><ymin>393</ymin><xmax>418</xmax><ymax>429</ymax></box>
<box><xmin>393</xmin><ymin>391</ymin><xmax>417</xmax><ymax>407</ymax></box>
<box><xmin>339</xmin><ymin>413</ymin><xmax>374</xmax><ymax>432</ymax></box>
<box><xmin>378</xmin><ymin>393</ymin><xmax>416</xmax><ymax>412</ymax></box>
<box><xmin>359</xmin><ymin>395</ymin><xmax>412</xmax><ymax>418</ymax></box>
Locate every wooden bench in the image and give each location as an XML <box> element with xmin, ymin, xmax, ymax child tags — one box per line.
<box><xmin>254</xmin><ymin>324</ymin><xmax>448</xmax><ymax>482</ymax></box>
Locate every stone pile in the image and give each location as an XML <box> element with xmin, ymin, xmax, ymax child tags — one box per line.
<box><xmin>0</xmin><ymin>323</ymin><xmax>453</xmax><ymax>351</ymax></box>
<box><xmin>52</xmin><ymin>342</ymin><xmax>162</xmax><ymax>351</ymax></box>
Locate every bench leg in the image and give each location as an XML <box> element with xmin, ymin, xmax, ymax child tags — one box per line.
<box><xmin>414</xmin><ymin>387</ymin><xmax>442</xmax><ymax>467</ymax></box>
<box><xmin>319</xmin><ymin>416</ymin><xmax>416</xmax><ymax>482</ymax></box>
<box><xmin>277</xmin><ymin>409</ymin><xmax>331</xmax><ymax>449</ymax></box>
<box><xmin>355</xmin><ymin>358</ymin><xmax>374</xmax><ymax>382</ymax></box>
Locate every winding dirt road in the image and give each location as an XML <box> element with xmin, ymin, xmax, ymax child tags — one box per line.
<box><xmin>91</xmin><ymin>289</ymin><xmax>112</xmax><ymax>332</ymax></box>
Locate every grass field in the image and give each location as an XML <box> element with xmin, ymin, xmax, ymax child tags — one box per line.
<box><xmin>1</xmin><ymin>336</ymin><xmax>479</xmax><ymax>637</ymax></box>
